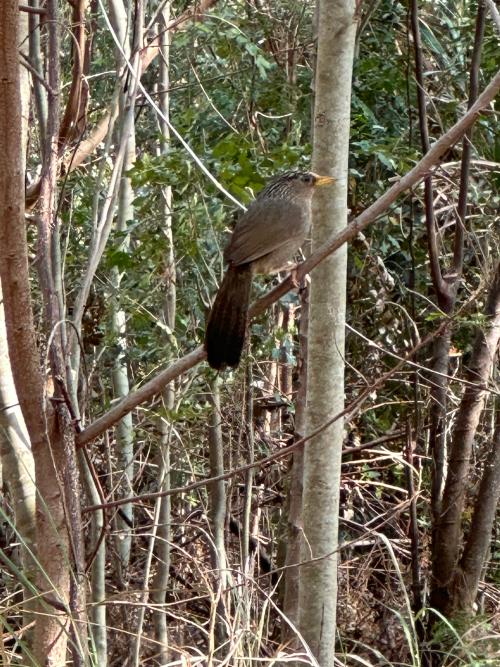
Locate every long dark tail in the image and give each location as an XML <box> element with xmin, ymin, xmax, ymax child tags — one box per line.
<box><xmin>205</xmin><ymin>265</ymin><xmax>252</xmax><ymax>370</ymax></box>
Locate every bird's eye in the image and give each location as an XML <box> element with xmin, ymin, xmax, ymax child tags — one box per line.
<box><xmin>302</xmin><ymin>173</ymin><xmax>313</xmax><ymax>184</ymax></box>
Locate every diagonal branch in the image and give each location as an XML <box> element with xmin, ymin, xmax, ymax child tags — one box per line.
<box><xmin>75</xmin><ymin>68</ymin><xmax>500</xmax><ymax>448</ymax></box>
<box><xmin>59</xmin><ymin>0</ymin><xmax>89</xmax><ymax>150</ymax></box>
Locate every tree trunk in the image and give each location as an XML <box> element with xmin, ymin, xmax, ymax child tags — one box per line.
<box><xmin>298</xmin><ymin>0</ymin><xmax>356</xmax><ymax>662</ymax></box>
<box><xmin>0</xmin><ymin>281</ymin><xmax>37</xmax><ymax>628</ymax></box>
<box><xmin>282</xmin><ymin>286</ymin><xmax>308</xmax><ymax>635</ymax></box>
<box><xmin>453</xmin><ymin>417</ymin><xmax>500</xmax><ymax>610</ymax></box>
<box><xmin>0</xmin><ymin>3</ymin><xmax>71</xmax><ymax>662</ymax></box>
<box><xmin>431</xmin><ymin>261</ymin><xmax>500</xmax><ymax>615</ymax></box>
<box><xmin>150</xmin><ymin>5</ymin><xmax>175</xmax><ymax>661</ymax></box>
<box><xmin>0</xmin><ymin>5</ymin><xmax>37</xmax><ymax>633</ymax></box>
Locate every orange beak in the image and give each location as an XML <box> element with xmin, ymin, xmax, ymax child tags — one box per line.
<box><xmin>313</xmin><ymin>174</ymin><xmax>335</xmax><ymax>187</ymax></box>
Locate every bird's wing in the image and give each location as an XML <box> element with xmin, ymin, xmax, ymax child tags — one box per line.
<box><xmin>224</xmin><ymin>198</ymin><xmax>307</xmax><ymax>266</ymax></box>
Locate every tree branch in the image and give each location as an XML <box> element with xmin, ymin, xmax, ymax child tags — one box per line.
<box><xmin>453</xmin><ymin>0</ymin><xmax>486</xmax><ymax>274</ymax></box>
<box><xmin>58</xmin><ymin>0</ymin><xmax>89</xmax><ymax>150</ymax></box>
<box><xmin>410</xmin><ymin>0</ymin><xmax>447</xmax><ymax>304</ymax></box>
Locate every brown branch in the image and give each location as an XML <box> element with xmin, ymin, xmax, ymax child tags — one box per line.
<box><xmin>410</xmin><ymin>0</ymin><xmax>448</xmax><ymax>306</ymax></box>
<box><xmin>19</xmin><ymin>4</ymin><xmax>47</xmax><ymax>15</ymax></box>
<box><xmin>77</xmin><ymin>347</ymin><xmax>205</xmax><ymax>446</ymax></box>
<box><xmin>75</xmin><ymin>68</ymin><xmax>500</xmax><ymax>448</ymax></box>
<box><xmin>453</xmin><ymin>1</ymin><xmax>486</xmax><ymax>274</ymax></box>
<box><xmin>20</xmin><ymin>52</ymin><xmax>56</xmax><ymax>94</ymax></box>
<box><xmin>58</xmin><ymin>0</ymin><xmax>89</xmax><ymax>150</ymax></box>
<box><xmin>342</xmin><ymin>424</ymin><xmax>430</xmax><ymax>456</ymax></box>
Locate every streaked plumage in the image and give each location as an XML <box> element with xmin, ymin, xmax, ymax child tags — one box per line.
<box><xmin>205</xmin><ymin>171</ymin><xmax>334</xmax><ymax>370</ymax></box>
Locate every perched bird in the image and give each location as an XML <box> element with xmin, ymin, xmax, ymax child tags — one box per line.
<box><xmin>205</xmin><ymin>170</ymin><xmax>334</xmax><ymax>370</ymax></box>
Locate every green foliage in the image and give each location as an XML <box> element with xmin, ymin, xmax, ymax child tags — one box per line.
<box><xmin>14</xmin><ymin>0</ymin><xmax>498</xmax><ymax>663</ymax></box>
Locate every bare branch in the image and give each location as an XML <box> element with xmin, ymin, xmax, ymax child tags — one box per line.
<box><xmin>453</xmin><ymin>1</ymin><xmax>486</xmax><ymax>273</ymax></box>
<box><xmin>410</xmin><ymin>0</ymin><xmax>447</xmax><ymax>304</ymax></box>
<box><xmin>19</xmin><ymin>4</ymin><xmax>47</xmax><ymax>15</ymax></box>
<box><xmin>58</xmin><ymin>0</ymin><xmax>89</xmax><ymax>149</ymax></box>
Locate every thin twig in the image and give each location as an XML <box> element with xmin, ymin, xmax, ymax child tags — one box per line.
<box><xmin>410</xmin><ymin>0</ymin><xmax>446</xmax><ymax>303</ymax></box>
<box><xmin>453</xmin><ymin>1</ymin><xmax>486</xmax><ymax>273</ymax></box>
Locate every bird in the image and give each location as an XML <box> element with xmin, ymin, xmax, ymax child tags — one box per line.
<box><xmin>204</xmin><ymin>170</ymin><xmax>334</xmax><ymax>370</ymax></box>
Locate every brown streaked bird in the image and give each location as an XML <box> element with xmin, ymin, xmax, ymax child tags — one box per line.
<box><xmin>205</xmin><ymin>170</ymin><xmax>334</xmax><ymax>370</ymax></box>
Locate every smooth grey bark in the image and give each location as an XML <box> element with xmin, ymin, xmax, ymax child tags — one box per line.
<box><xmin>208</xmin><ymin>378</ymin><xmax>227</xmax><ymax>577</ymax></box>
<box><xmin>28</xmin><ymin>0</ymin><xmax>48</xmax><ymax>155</ymax></box>
<box><xmin>82</xmin><ymin>452</ymin><xmax>108</xmax><ymax>666</ymax></box>
<box><xmin>298</xmin><ymin>0</ymin><xmax>356</xmax><ymax>663</ymax></box>
<box><xmin>109</xmin><ymin>0</ymin><xmax>137</xmax><ymax>579</ymax></box>
<box><xmin>242</xmin><ymin>362</ymin><xmax>255</xmax><ymax>571</ymax></box>
<box><xmin>282</xmin><ymin>286</ymin><xmax>309</xmax><ymax>635</ymax></box>
<box><xmin>207</xmin><ymin>377</ymin><xmax>229</xmax><ymax>648</ymax></box>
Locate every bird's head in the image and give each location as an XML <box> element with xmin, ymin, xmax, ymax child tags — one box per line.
<box><xmin>260</xmin><ymin>170</ymin><xmax>335</xmax><ymax>201</ymax></box>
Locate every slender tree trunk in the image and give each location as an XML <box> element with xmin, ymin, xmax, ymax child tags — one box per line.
<box><xmin>37</xmin><ymin>2</ymin><xmax>88</xmax><ymax>661</ymax></box>
<box><xmin>28</xmin><ymin>0</ymin><xmax>48</xmax><ymax>155</ymax></box>
<box><xmin>207</xmin><ymin>377</ymin><xmax>229</xmax><ymax>649</ymax></box>
<box><xmin>298</xmin><ymin>0</ymin><xmax>356</xmax><ymax>662</ymax></box>
<box><xmin>84</xmin><ymin>455</ymin><xmax>108</xmax><ymax>665</ymax></box>
<box><xmin>108</xmin><ymin>0</ymin><xmax>138</xmax><ymax>580</ymax></box>
<box><xmin>0</xmin><ymin>282</ymin><xmax>37</xmax><ymax>628</ymax></box>
<box><xmin>150</xmin><ymin>6</ymin><xmax>175</xmax><ymax>660</ymax></box>
<box><xmin>0</xmin><ymin>2</ymin><xmax>71</xmax><ymax>662</ymax></box>
<box><xmin>453</xmin><ymin>417</ymin><xmax>500</xmax><ymax>610</ymax></box>
<box><xmin>0</xmin><ymin>5</ymin><xmax>37</xmax><ymax>634</ymax></box>
<box><xmin>282</xmin><ymin>286</ymin><xmax>309</xmax><ymax>635</ymax></box>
